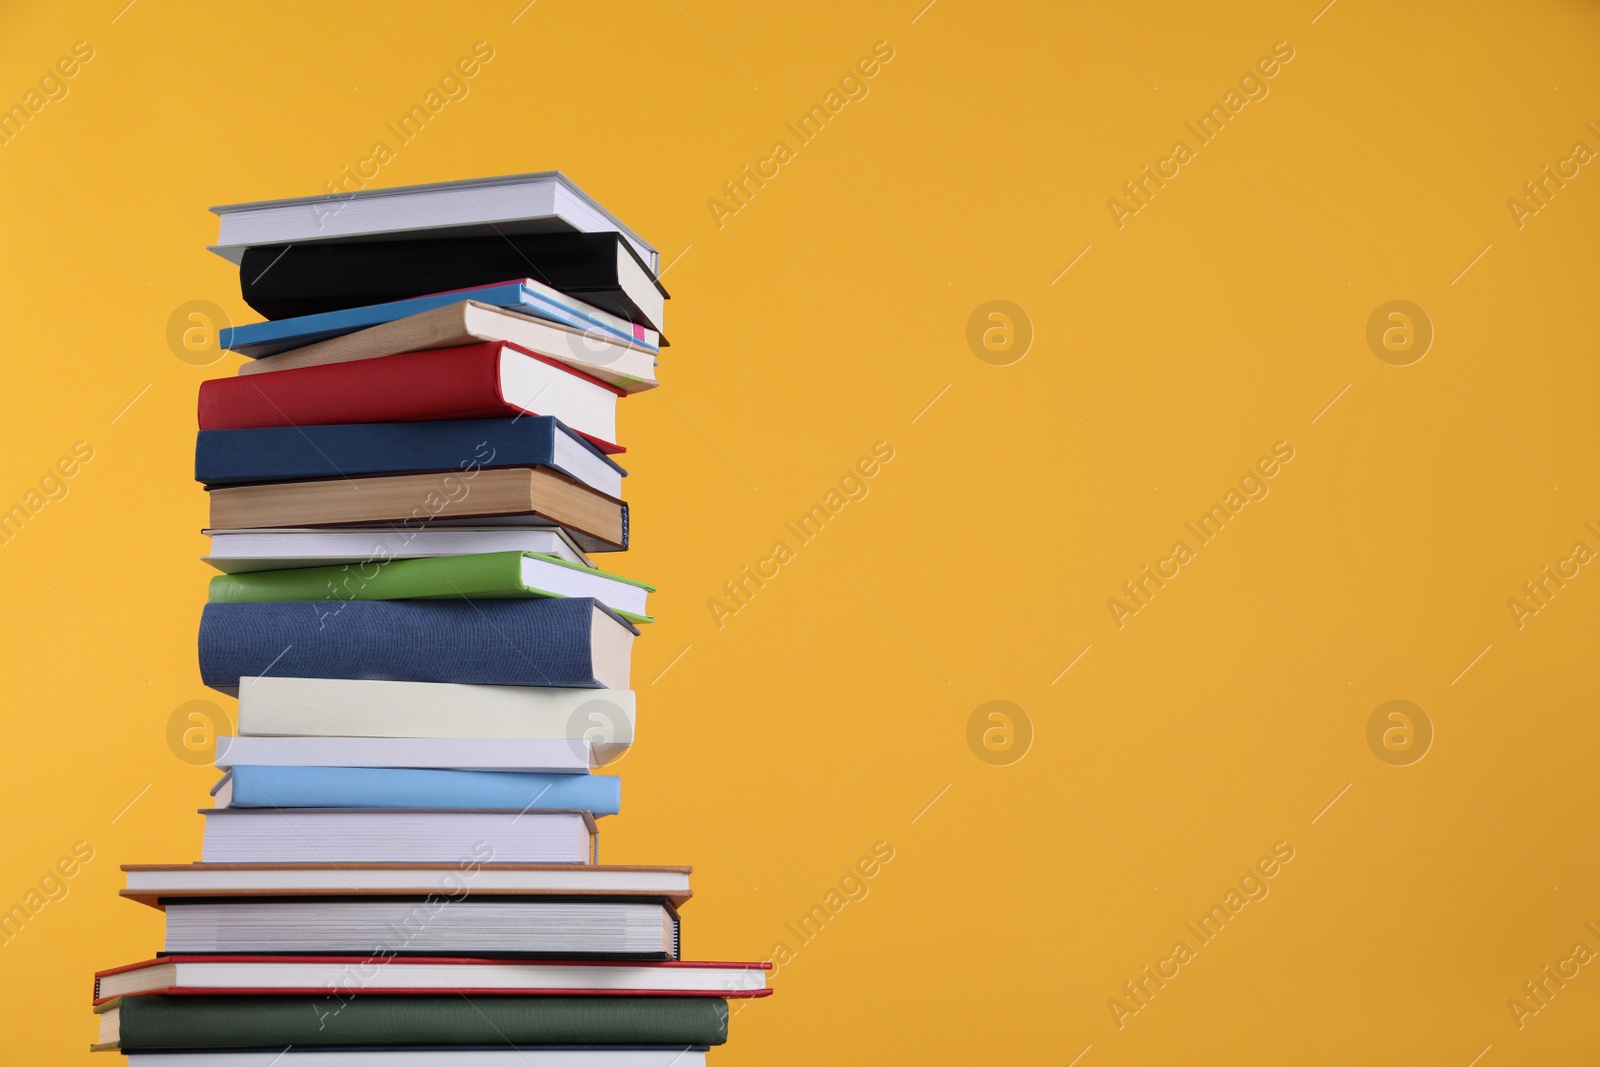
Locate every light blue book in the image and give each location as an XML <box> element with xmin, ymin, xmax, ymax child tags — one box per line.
<box><xmin>217</xmin><ymin>765</ymin><xmax>621</xmax><ymax>816</ymax></box>
<box><xmin>220</xmin><ymin>280</ymin><xmax>660</xmax><ymax>359</ymax></box>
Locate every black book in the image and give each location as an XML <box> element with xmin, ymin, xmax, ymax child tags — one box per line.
<box><xmin>239</xmin><ymin>231</ymin><xmax>669</xmax><ymax>334</ymax></box>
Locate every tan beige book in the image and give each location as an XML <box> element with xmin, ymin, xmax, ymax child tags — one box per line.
<box><xmin>236</xmin><ymin>300</ymin><xmax>658</xmax><ymax>393</ymax></box>
<box><xmin>208</xmin><ymin>468</ymin><xmax>627</xmax><ymax>552</ymax></box>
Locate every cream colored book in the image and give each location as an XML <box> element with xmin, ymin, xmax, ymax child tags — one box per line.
<box><xmin>236</xmin><ymin>676</ymin><xmax>636</xmax><ymax>765</ymax></box>
<box><xmin>236</xmin><ymin>300</ymin><xmax>658</xmax><ymax>393</ymax></box>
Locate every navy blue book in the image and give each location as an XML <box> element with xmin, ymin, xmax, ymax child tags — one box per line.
<box><xmin>194</xmin><ymin>416</ymin><xmax>626</xmax><ymax>497</ymax></box>
<box><xmin>199</xmin><ymin>597</ymin><xmax>637</xmax><ymax>694</ymax></box>
<box><xmin>220</xmin><ymin>765</ymin><xmax>621</xmax><ymax>816</ymax></box>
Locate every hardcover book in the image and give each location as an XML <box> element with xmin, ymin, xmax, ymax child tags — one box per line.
<box><xmin>219</xmin><ymin>280</ymin><xmax>658</xmax><ymax>360</ymax></box>
<box><xmin>214</xmin><ymin>766</ymin><xmax>621</xmax><ymax>816</ymax></box>
<box><xmin>197</xmin><ymin>342</ymin><xmax>626</xmax><ymax>453</ymax></box>
<box><xmin>207</xmin><ymin>551</ymin><xmax>653</xmax><ymax>623</ymax></box>
<box><xmin>195</xmin><ymin>417</ymin><xmax>625</xmax><ymax>498</ymax></box>
<box><xmin>119</xmin><ymin>863</ymin><xmax>691</xmax><ymax>909</ymax></box>
<box><xmin>209</xmin><ymin>171</ymin><xmax>661</xmax><ymax>273</ymax></box>
<box><xmin>233</xmin><ymin>677</ymin><xmax>636</xmax><ymax>764</ymax></box>
<box><xmin>206</xmin><ymin>468</ymin><xmax>628</xmax><ymax>554</ymax></box>
<box><xmin>96</xmin><ymin>956</ymin><xmax>768</xmax><ymax>1001</ymax></box>
<box><xmin>95</xmin><ymin>994</ymin><xmax>727</xmax><ymax>1051</ymax></box>
<box><xmin>108</xmin><ymin>1052</ymin><xmax>709</xmax><ymax>1066</ymax></box>
<box><xmin>198</xmin><ymin>808</ymin><xmax>598</xmax><ymax>865</ymax></box>
<box><xmin>239</xmin><ymin>231</ymin><xmax>667</xmax><ymax>333</ymax></box>
<box><xmin>213</xmin><ymin>735</ymin><xmax>596</xmax><ymax>773</ymax></box>
<box><xmin>198</xmin><ymin>597</ymin><xmax>638</xmax><ymax>692</ymax></box>
<box><xmin>235</xmin><ymin>301</ymin><xmax>659</xmax><ymax>393</ymax></box>
<box><xmin>160</xmin><ymin>899</ymin><xmax>680</xmax><ymax>957</ymax></box>
<box><xmin>204</xmin><ymin>525</ymin><xmax>594</xmax><ymax>573</ymax></box>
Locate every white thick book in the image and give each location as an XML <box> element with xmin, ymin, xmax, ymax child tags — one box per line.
<box><xmin>237</xmin><ymin>677</ymin><xmax>635</xmax><ymax>765</ymax></box>
<box><xmin>120</xmin><ymin>863</ymin><xmax>691</xmax><ymax>908</ymax></box>
<box><xmin>200</xmin><ymin>808</ymin><xmax>596</xmax><ymax>865</ymax></box>
<box><xmin>237</xmin><ymin>301</ymin><xmax>659</xmax><ymax>395</ymax></box>
<box><xmin>161</xmin><ymin>899</ymin><xmax>679</xmax><ymax>956</ymax></box>
<box><xmin>96</xmin><ymin>957</ymin><xmax>765</xmax><ymax>999</ymax></box>
<box><xmin>123</xmin><ymin>1052</ymin><xmax>706</xmax><ymax>1066</ymax></box>
<box><xmin>210</xmin><ymin>171</ymin><xmax>659</xmax><ymax>273</ymax></box>
<box><xmin>214</xmin><ymin>735</ymin><xmax>593</xmax><ymax>773</ymax></box>
<box><xmin>204</xmin><ymin>525</ymin><xmax>592</xmax><ymax>574</ymax></box>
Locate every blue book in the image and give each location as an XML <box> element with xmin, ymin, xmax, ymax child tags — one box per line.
<box><xmin>220</xmin><ymin>280</ymin><xmax>661</xmax><ymax>359</ymax></box>
<box><xmin>199</xmin><ymin>597</ymin><xmax>638</xmax><ymax>693</ymax></box>
<box><xmin>221</xmin><ymin>765</ymin><xmax>621</xmax><ymax>816</ymax></box>
<box><xmin>194</xmin><ymin>416</ymin><xmax>626</xmax><ymax>495</ymax></box>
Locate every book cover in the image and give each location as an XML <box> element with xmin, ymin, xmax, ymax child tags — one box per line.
<box><xmin>206</xmin><ymin>552</ymin><xmax>654</xmax><ymax>624</ymax></box>
<box><xmin>219</xmin><ymin>280</ymin><xmax>659</xmax><ymax>359</ymax></box>
<box><xmin>99</xmin><ymin>994</ymin><xmax>727</xmax><ymax>1051</ymax></box>
<box><xmin>195</xmin><ymin>416</ymin><xmax>625</xmax><ymax>494</ymax></box>
<box><xmin>239</xmin><ymin>231</ymin><xmax>668</xmax><ymax>332</ymax></box>
<box><xmin>235</xmin><ymin>301</ymin><xmax>659</xmax><ymax>394</ymax></box>
<box><xmin>198</xmin><ymin>597</ymin><xmax>637</xmax><ymax>692</ymax></box>
<box><xmin>220</xmin><ymin>766</ymin><xmax>620</xmax><ymax>815</ymax></box>
<box><xmin>197</xmin><ymin>343</ymin><xmax>625</xmax><ymax>454</ymax></box>
<box><xmin>209</xmin><ymin>170</ymin><xmax>661</xmax><ymax>272</ymax></box>
<box><xmin>95</xmin><ymin>956</ymin><xmax>767</xmax><ymax>1001</ymax></box>
<box><xmin>206</xmin><ymin>468</ymin><xmax>629</xmax><ymax>553</ymax></box>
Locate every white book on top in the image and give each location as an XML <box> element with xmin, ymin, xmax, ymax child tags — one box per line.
<box><xmin>210</xmin><ymin>171</ymin><xmax>659</xmax><ymax>273</ymax></box>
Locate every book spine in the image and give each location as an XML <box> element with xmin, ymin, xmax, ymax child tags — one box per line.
<box><xmin>198</xmin><ymin>598</ymin><xmax>607</xmax><ymax>689</ymax></box>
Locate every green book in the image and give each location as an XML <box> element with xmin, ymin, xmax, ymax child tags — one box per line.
<box><xmin>96</xmin><ymin>994</ymin><xmax>727</xmax><ymax>1050</ymax></box>
<box><xmin>207</xmin><ymin>550</ymin><xmax>654</xmax><ymax>623</ymax></box>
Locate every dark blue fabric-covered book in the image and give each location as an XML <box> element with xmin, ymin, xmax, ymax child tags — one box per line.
<box><xmin>199</xmin><ymin>597</ymin><xmax>637</xmax><ymax>693</ymax></box>
<box><xmin>194</xmin><ymin>416</ymin><xmax>626</xmax><ymax>495</ymax></box>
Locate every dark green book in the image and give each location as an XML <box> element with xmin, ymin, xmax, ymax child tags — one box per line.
<box><xmin>96</xmin><ymin>994</ymin><xmax>727</xmax><ymax>1051</ymax></box>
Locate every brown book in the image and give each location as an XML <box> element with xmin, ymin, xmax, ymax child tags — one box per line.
<box><xmin>235</xmin><ymin>300</ymin><xmax>658</xmax><ymax>394</ymax></box>
<box><xmin>208</xmin><ymin>468</ymin><xmax>627</xmax><ymax>552</ymax></box>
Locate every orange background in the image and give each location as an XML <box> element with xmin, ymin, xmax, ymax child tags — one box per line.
<box><xmin>1</xmin><ymin>1</ymin><xmax>1598</xmax><ymax>1063</ymax></box>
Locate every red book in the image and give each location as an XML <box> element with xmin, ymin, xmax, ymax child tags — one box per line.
<box><xmin>198</xmin><ymin>341</ymin><xmax>625</xmax><ymax>453</ymax></box>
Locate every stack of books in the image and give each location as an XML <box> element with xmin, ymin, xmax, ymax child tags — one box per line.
<box><xmin>90</xmin><ymin>173</ymin><xmax>769</xmax><ymax>1066</ymax></box>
